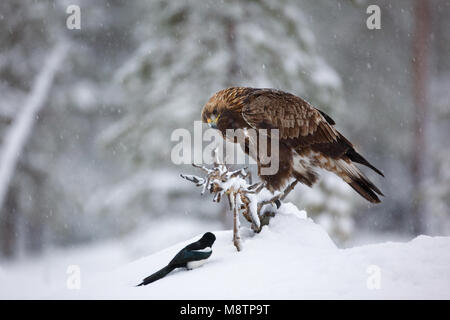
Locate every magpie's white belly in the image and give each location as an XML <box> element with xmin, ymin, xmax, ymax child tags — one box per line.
<box><xmin>187</xmin><ymin>259</ymin><xmax>208</xmax><ymax>270</ymax></box>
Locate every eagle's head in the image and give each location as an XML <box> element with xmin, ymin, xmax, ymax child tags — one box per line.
<box><xmin>202</xmin><ymin>87</ymin><xmax>253</xmax><ymax>129</ymax></box>
<box><xmin>201</xmin><ymin>91</ymin><xmax>228</xmax><ymax>129</ymax></box>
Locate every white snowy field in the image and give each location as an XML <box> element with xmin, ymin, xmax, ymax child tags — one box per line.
<box><xmin>0</xmin><ymin>218</ymin><xmax>223</xmax><ymax>299</ymax></box>
<box><xmin>1</xmin><ymin>203</ymin><xmax>450</xmax><ymax>299</ymax></box>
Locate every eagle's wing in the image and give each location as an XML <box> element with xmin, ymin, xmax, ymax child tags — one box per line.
<box><xmin>241</xmin><ymin>89</ymin><xmax>338</xmax><ymax>146</ymax></box>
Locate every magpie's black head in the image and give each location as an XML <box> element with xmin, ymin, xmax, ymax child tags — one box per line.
<box><xmin>199</xmin><ymin>232</ymin><xmax>216</xmax><ymax>247</ymax></box>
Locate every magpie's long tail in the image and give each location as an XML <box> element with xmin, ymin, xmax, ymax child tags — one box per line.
<box><xmin>137</xmin><ymin>265</ymin><xmax>176</xmax><ymax>286</ymax></box>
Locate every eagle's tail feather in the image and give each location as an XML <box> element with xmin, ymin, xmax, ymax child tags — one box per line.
<box><xmin>348</xmin><ymin>177</ymin><xmax>382</xmax><ymax>203</ymax></box>
<box><xmin>345</xmin><ymin>148</ymin><xmax>384</xmax><ymax>177</ymax></box>
<box><xmin>137</xmin><ymin>265</ymin><xmax>175</xmax><ymax>286</ymax></box>
<box><xmin>337</xmin><ymin>160</ymin><xmax>383</xmax><ymax>203</ymax></box>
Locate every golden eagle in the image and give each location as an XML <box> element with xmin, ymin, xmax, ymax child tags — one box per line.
<box><xmin>201</xmin><ymin>87</ymin><xmax>384</xmax><ymax>203</ymax></box>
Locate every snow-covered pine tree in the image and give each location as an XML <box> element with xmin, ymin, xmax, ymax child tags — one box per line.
<box><xmin>0</xmin><ymin>0</ymin><xmax>139</xmax><ymax>256</ymax></box>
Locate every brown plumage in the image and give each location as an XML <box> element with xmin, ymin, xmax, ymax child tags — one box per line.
<box><xmin>201</xmin><ymin>87</ymin><xmax>384</xmax><ymax>203</ymax></box>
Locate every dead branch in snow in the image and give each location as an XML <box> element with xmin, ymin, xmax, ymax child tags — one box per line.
<box><xmin>181</xmin><ymin>149</ymin><xmax>297</xmax><ymax>251</ymax></box>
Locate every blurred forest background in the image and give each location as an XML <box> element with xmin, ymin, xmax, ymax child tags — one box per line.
<box><xmin>1</xmin><ymin>0</ymin><xmax>449</xmax><ymax>263</ymax></box>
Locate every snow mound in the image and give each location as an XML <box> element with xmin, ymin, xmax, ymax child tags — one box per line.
<box><xmin>54</xmin><ymin>203</ymin><xmax>450</xmax><ymax>299</ymax></box>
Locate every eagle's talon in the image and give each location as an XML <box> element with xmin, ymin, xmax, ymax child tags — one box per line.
<box><xmin>274</xmin><ymin>199</ymin><xmax>281</xmax><ymax>209</ymax></box>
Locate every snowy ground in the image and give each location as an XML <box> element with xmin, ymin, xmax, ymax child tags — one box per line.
<box><xmin>1</xmin><ymin>203</ymin><xmax>449</xmax><ymax>299</ymax></box>
<box><xmin>0</xmin><ymin>217</ymin><xmax>223</xmax><ymax>299</ymax></box>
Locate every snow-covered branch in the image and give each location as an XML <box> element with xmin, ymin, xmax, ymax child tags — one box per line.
<box><xmin>181</xmin><ymin>149</ymin><xmax>297</xmax><ymax>251</ymax></box>
<box><xmin>0</xmin><ymin>43</ymin><xmax>68</xmax><ymax>212</ymax></box>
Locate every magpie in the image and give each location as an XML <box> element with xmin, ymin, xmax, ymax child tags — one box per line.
<box><xmin>137</xmin><ymin>232</ymin><xmax>216</xmax><ymax>286</ymax></box>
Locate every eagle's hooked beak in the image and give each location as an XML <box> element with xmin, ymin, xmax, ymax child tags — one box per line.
<box><xmin>207</xmin><ymin>114</ymin><xmax>220</xmax><ymax>129</ymax></box>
